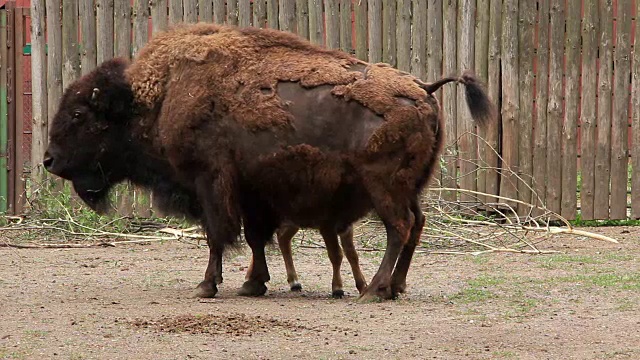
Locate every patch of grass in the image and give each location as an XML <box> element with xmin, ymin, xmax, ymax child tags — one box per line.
<box><xmin>491</xmin><ymin>350</ymin><xmax>518</xmax><ymax>358</ymax></box>
<box><xmin>23</xmin><ymin>329</ymin><xmax>49</xmax><ymax>339</ymax></box>
<box><xmin>536</xmin><ymin>254</ymin><xmax>603</xmax><ymax>269</ymax></box>
<box><xmin>570</xmin><ymin>212</ymin><xmax>640</xmax><ymax>227</ymax></box>
<box><xmin>467</xmin><ymin>275</ymin><xmax>505</xmax><ymax>287</ymax></box>
<box><xmin>471</xmin><ymin>256</ymin><xmax>490</xmax><ymax>265</ymax></box>
<box><xmin>451</xmin><ymin>288</ymin><xmax>495</xmax><ymax>303</ymax></box>
<box><xmin>557</xmin><ymin>272</ymin><xmax>640</xmax><ymax>290</ymax></box>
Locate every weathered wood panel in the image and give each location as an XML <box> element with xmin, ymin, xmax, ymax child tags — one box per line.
<box><xmin>532</xmin><ymin>0</ymin><xmax>548</xmax><ymax>216</ymax></box>
<box><xmin>595</xmin><ymin>0</ymin><xmax>614</xmax><ymax>219</ymax></box>
<box><xmin>339</xmin><ymin>0</ymin><xmax>352</xmax><ymax>53</ymax></box>
<box><xmin>200</xmin><ymin>0</ymin><xmax>213</xmax><ymax>23</ymax></box>
<box><xmin>309</xmin><ymin>0</ymin><xmax>324</xmax><ymax>45</ymax></box>
<box><xmin>517</xmin><ymin>0</ymin><xmax>534</xmax><ymax>213</ymax></box>
<box><xmin>151</xmin><ymin>0</ymin><xmax>168</xmax><ymax>34</ymax></box>
<box><xmin>632</xmin><ymin>0</ymin><xmax>640</xmax><ymax>218</ymax></box>
<box><xmin>546</xmin><ymin>1</ymin><xmax>563</xmax><ymax>214</ymax></box>
<box><xmin>46</xmin><ymin>0</ymin><xmax>63</xmax><ymax>128</ymax></box>
<box><xmin>279</xmin><ymin>0</ymin><xmax>295</xmax><ymax>32</ymax></box>
<box><xmin>442</xmin><ymin>0</ymin><xmax>457</xmax><ymax>204</ymax></box>
<box><xmin>227</xmin><ymin>0</ymin><xmax>238</xmax><ymax>25</ymax></box>
<box><xmin>382</xmin><ymin>0</ymin><xmax>396</xmax><ymax>66</ymax></box>
<box><xmin>396</xmin><ymin>0</ymin><xmax>411</xmax><ymax>72</ymax></box>
<box><xmin>368</xmin><ymin>0</ymin><xmax>382</xmax><ymax>62</ymax></box>
<box><xmin>213</xmin><ymin>0</ymin><xmax>226</xmax><ymax>24</ymax></box>
<box><xmin>133</xmin><ymin>0</ymin><xmax>149</xmax><ymax>57</ymax></box>
<box><xmin>561</xmin><ymin>0</ymin><xmax>580</xmax><ymax>220</ymax></box>
<box><xmin>410</xmin><ymin>0</ymin><xmax>426</xmax><ymax>78</ymax></box>
<box><xmin>183</xmin><ymin>0</ymin><xmax>198</xmax><ymax>23</ymax></box>
<box><xmin>30</xmin><ymin>0</ymin><xmax>47</xmax><ymax>184</ymax></box>
<box><xmin>456</xmin><ymin>0</ymin><xmax>476</xmax><ymax>206</ymax></box>
<box><xmin>79</xmin><ymin>0</ymin><xmax>96</xmax><ymax>74</ymax></box>
<box><xmin>325</xmin><ymin>0</ymin><xmax>340</xmax><ymax>48</ymax></box>
<box><xmin>355</xmin><ymin>0</ymin><xmax>367</xmax><ymax>60</ymax></box>
<box><xmin>580</xmin><ymin>0</ymin><xmax>598</xmax><ymax>220</ymax></box>
<box><xmin>474</xmin><ymin>0</ymin><xmax>489</xmax><ymax>200</ymax></box>
<box><xmin>500</xmin><ymin>0</ymin><xmax>519</xmax><ymax>207</ymax></box>
<box><xmin>114</xmin><ymin>0</ymin><xmax>132</xmax><ymax>58</ymax></box>
<box><xmin>96</xmin><ymin>0</ymin><xmax>114</xmax><ymax>63</ymax></box>
<box><xmin>610</xmin><ymin>0</ymin><xmax>632</xmax><ymax>220</ymax></box>
<box><xmin>266</xmin><ymin>0</ymin><xmax>278</xmax><ymax>28</ymax></box>
<box><xmin>296</xmin><ymin>0</ymin><xmax>309</xmax><ymax>36</ymax></box>
<box><xmin>239</xmin><ymin>0</ymin><xmax>252</xmax><ymax>27</ymax></box>
<box><xmin>169</xmin><ymin>0</ymin><xmax>183</xmax><ymax>25</ymax></box>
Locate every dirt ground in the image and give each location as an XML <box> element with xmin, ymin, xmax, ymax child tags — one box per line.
<box><xmin>1</xmin><ymin>225</ymin><xmax>639</xmax><ymax>360</ymax></box>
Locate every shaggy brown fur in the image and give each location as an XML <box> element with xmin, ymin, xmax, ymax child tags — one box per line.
<box><xmin>44</xmin><ymin>23</ymin><xmax>495</xmax><ymax>302</ymax></box>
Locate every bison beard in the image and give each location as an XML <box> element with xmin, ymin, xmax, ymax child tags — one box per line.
<box><xmin>44</xmin><ymin>23</ymin><xmax>495</xmax><ymax>302</ymax></box>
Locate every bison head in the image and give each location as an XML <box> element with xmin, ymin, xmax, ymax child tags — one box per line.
<box><xmin>43</xmin><ymin>58</ymin><xmax>136</xmax><ymax>213</ymax></box>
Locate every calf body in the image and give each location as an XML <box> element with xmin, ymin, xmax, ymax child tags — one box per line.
<box><xmin>44</xmin><ymin>24</ymin><xmax>494</xmax><ymax>301</ymax></box>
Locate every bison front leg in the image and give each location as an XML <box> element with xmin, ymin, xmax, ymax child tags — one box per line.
<box><xmin>238</xmin><ymin>207</ymin><xmax>278</xmax><ymax>297</ymax></box>
<box><xmin>192</xmin><ymin>173</ymin><xmax>242</xmax><ymax>298</ymax></box>
<box><xmin>319</xmin><ymin>227</ymin><xmax>345</xmax><ymax>298</ymax></box>
<box><xmin>276</xmin><ymin>224</ymin><xmax>303</xmax><ymax>291</ymax></box>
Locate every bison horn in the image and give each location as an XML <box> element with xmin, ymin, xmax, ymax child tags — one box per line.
<box><xmin>91</xmin><ymin>88</ymin><xmax>100</xmax><ymax>101</ymax></box>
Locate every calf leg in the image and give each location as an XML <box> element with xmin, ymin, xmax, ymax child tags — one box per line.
<box><xmin>192</xmin><ymin>173</ymin><xmax>241</xmax><ymax>298</ymax></box>
<box><xmin>276</xmin><ymin>224</ymin><xmax>303</xmax><ymax>291</ymax></box>
<box><xmin>390</xmin><ymin>197</ymin><xmax>425</xmax><ymax>294</ymax></box>
<box><xmin>319</xmin><ymin>227</ymin><xmax>345</xmax><ymax>298</ymax></box>
<box><xmin>338</xmin><ymin>226</ymin><xmax>368</xmax><ymax>294</ymax></box>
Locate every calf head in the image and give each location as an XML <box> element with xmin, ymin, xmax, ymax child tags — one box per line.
<box><xmin>44</xmin><ymin>58</ymin><xmax>136</xmax><ymax>212</ymax></box>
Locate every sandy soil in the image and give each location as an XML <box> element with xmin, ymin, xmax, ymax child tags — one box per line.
<box><xmin>1</xmin><ymin>225</ymin><xmax>639</xmax><ymax>359</ymax></box>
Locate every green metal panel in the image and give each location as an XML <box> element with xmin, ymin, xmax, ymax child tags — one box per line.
<box><xmin>0</xmin><ymin>11</ymin><xmax>7</xmax><ymax>213</ymax></box>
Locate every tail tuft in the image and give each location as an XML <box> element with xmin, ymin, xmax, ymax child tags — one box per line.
<box><xmin>458</xmin><ymin>70</ymin><xmax>496</xmax><ymax>128</ymax></box>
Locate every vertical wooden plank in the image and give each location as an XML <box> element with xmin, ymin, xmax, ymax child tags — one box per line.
<box><xmin>200</xmin><ymin>0</ymin><xmax>213</xmax><ymax>23</ymax></box>
<box><xmin>0</xmin><ymin>10</ymin><xmax>8</xmax><ymax>213</ymax></box>
<box><xmin>169</xmin><ymin>0</ymin><xmax>183</xmax><ymax>25</ymax></box>
<box><xmin>46</xmin><ymin>0</ymin><xmax>63</xmax><ymax>128</ymax></box>
<box><xmin>151</xmin><ymin>0</ymin><xmax>168</xmax><ymax>34</ymax></box>
<box><xmin>546</xmin><ymin>1</ymin><xmax>563</xmax><ymax>213</ymax></box>
<box><xmin>114</xmin><ymin>0</ymin><xmax>132</xmax><ymax>59</ymax></box>
<box><xmin>474</xmin><ymin>0</ymin><xmax>489</xmax><ymax>199</ymax></box>
<box><xmin>427</xmin><ymin>0</ymin><xmax>443</xmax><ymax>81</ymax></box>
<box><xmin>5</xmin><ymin>5</ymin><xmax>15</xmax><ymax>213</ymax></box>
<box><xmin>325</xmin><ymin>0</ymin><xmax>340</xmax><ymax>48</ymax></box>
<box><xmin>442</xmin><ymin>0</ymin><xmax>457</xmax><ymax>204</ymax></box>
<box><xmin>184</xmin><ymin>0</ymin><xmax>198</xmax><ymax>23</ymax></box>
<box><xmin>368</xmin><ymin>0</ymin><xmax>382</xmax><ymax>63</ymax></box>
<box><xmin>340</xmin><ymin>0</ymin><xmax>352</xmax><ymax>53</ymax></box>
<box><xmin>31</xmin><ymin>0</ymin><xmax>48</xmax><ymax>185</ymax></box>
<box><xmin>79</xmin><ymin>0</ymin><xmax>97</xmax><ymax>74</ymax></box>
<box><xmin>410</xmin><ymin>0</ymin><xmax>426</xmax><ymax>78</ymax></box>
<box><xmin>456</xmin><ymin>0</ymin><xmax>476</xmax><ymax>205</ymax></box>
<box><xmin>611</xmin><ymin>0</ymin><xmax>632</xmax><ymax>220</ymax></box>
<box><xmin>228</xmin><ymin>0</ymin><xmax>238</xmax><ymax>26</ymax></box>
<box><xmin>297</xmin><ymin>0</ymin><xmax>309</xmax><ymax>37</ymax></box>
<box><xmin>239</xmin><ymin>0</ymin><xmax>252</xmax><ymax>27</ymax></box>
<box><xmin>382</xmin><ymin>0</ymin><xmax>396</xmax><ymax>66</ymax></box>
<box><xmin>633</xmin><ymin>0</ymin><xmax>640</xmax><ymax>218</ymax></box>
<box><xmin>396</xmin><ymin>0</ymin><xmax>411</xmax><ymax>72</ymax></box>
<box><xmin>517</xmin><ymin>0</ymin><xmax>534</xmax><ymax>213</ymax></box>
<box><xmin>561</xmin><ymin>0</ymin><xmax>580</xmax><ymax>220</ymax></box>
<box><xmin>532</xmin><ymin>0</ymin><xmax>549</xmax><ymax>215</ymax></box>
<box><xmin>355</xmin><ymin>0</ymin><xmax>368</xmax><ymax>60</ymax></box>
<box><xmin>580</xmin><ymin>0</ymin><xmax>598</xmax><ymax>220</ymax></box>
<box><xmin>309</xmin><ymin>0</ymin><xmax>324</xmax><ymax>45</ymax></box>
<box><xmin>280</xmin><ymin>0</ymin><xmax>296</xmax><ymax>32</ymax></box>
<box><xmin>594</xmin><ymin>0</ymin><xmax>613</xmax><ymax>219</ymax></box>
<box><xmin>500</xmin><ymin>0</ymin><xmax>519</xmax><ymax>206</ymax></box>
<box><xmin>266</xmin><ymin>0</ymin><xmax>278</xmax><ymax>28</ymax></box>
<box><xmin>133</xmin><ymin>0</ymin><xmax>150</xmax><ymax>57</ymax></box>
<box><xmin>593</xmin><ymin>1</ymin><xmax>613</xmax><ymax>219</ymax></box>
<box><xmin>96</xmin><ymin>0</ymin><xmax>114</xmax><ymax>63</ymax></box>
<box><xmin>484</xmin><ymin>0</ymin><xmax>500</xmax><ymax>203</ymax></box>
<box><xmin>13</xmin><ymin>8</ymin><xmax>24</xmax><ymax>213</ymax></box>
<box><xmin>427</xmin><ymin>0</ymin><xmax>443</xmax><ymax>186</ymax></box>
<box><xmin>255</xmin><ymin>0</ymin><xmax>268</xmax><ymax>28</ymax></box>
<box><xmin>213</xmin><ymin>0</ymin><xmax>226</xmax><ymax>24</ymax></box>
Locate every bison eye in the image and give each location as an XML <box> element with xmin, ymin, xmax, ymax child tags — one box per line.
<box><xmin>73</xmin><ymin>111</ymin><xmax>82</xmax><ymax>119</ymax></box>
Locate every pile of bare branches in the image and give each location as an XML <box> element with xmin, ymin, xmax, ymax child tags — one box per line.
<box><xmin>1</xmin><ymin>136</ymin><xmax>619</xmax><ymax>253</ymax></box>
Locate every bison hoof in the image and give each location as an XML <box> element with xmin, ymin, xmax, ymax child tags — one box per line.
<box><xmin>290</xmin><ymin>282</ymin><xmax>302</xmax><ymax>292</ymax></box>
<box><xmin>356</xmin><ymin>284</ymin><xmax>395</xmax><ymax>303</ymax></box>
<box><xmin>192</xmin><ymin>281</ymin><xmax>218</xmax><ymax>298</ymax></box>
<box><xmin>331</xmin><ymin>289</ymin><xmax>345</xmax><ymax>299</ymax></box>
<box><xmin>391</xmin><ymin>282</ymin><xmax>407</xmax><ymax>295</ymax></box>
<box><xmin>237</xmin><ymin>280</ymin><xmax>268</xmax><ymax>297</ymax></box>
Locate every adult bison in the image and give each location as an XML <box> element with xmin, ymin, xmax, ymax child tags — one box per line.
<box><xmin>43</xmin><ymin>23</ymin><xmax>494</xmax><ymax>301</ymax></box>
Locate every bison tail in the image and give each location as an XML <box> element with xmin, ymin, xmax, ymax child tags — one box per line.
<box><xmin>419</xmin><ymin>70</ymin><xmax>496</xmax><ymax>128</ymax></box>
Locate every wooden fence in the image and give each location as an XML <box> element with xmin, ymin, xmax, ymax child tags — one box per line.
<box><xmin>3</xmin><ymin>0</ymin><xmax>640</xmax><ymax>221</ymax></box>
